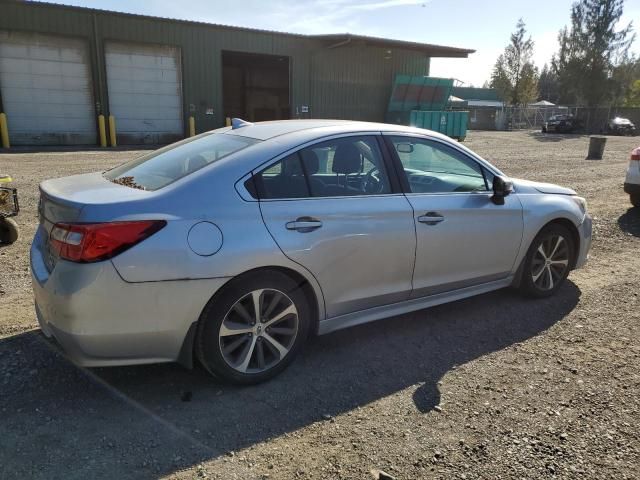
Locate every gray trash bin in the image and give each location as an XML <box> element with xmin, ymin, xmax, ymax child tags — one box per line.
<box><xmin>587</xmin><ymin>135</ymin><xmax>607</xmax><ymax>160</ymax></box>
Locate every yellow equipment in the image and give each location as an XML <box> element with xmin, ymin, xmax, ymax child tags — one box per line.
<box><xmin>0</xmin><ymin>174</ymin><xmax>19</xmax><ymax>244</ymax></box>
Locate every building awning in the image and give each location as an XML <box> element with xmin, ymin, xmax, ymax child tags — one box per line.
<box><xmin>467</xmin><ymin>100</ymin><xmax>504</xmax><ymax>107</ymax></box>
<box><xmin>530</xmin><ymin>100</ymin><xmax>555</xmax><ymax>106</ymax></box>
<box><xmin>312</xmin><ymin>34</ymin><xmax>475</xmax><ymax>58</ymax></box>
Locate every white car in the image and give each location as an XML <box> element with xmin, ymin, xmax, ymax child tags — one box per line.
<box><xmin>624</xmin><ymin>146</ymin><xmax>640</xmax><ymax>207</ymax></box>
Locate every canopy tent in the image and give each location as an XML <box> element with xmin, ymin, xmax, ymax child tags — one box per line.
<box><xmin>530</xmin><ymin>100</ymin><xmax>555</xmax><ymax>106</ymax></box>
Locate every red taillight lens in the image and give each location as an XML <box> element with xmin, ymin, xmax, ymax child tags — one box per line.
<box><xmin>631</xmin><ymin>147</ymin><xmax>640</xmax><ymax>161</ymax></box>
<box><xmin>49</xmin><ymin>220</ymin><xmax>166</xmax><ymax>263</ymax></box>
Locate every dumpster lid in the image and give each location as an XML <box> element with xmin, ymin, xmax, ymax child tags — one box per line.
<box><xmin>387</xmin><ymin>76</ymin><xmax>454</xmax><ymax>112</ymax></box>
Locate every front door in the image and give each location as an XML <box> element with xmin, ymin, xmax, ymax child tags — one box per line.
<box><xmin>385</xmin><ymin>134</ymin><xmax>524</xmax><ymax>298</ymax></box>
<box><xmin>256</xmin><ymin>134</ymin><xmax>416</xmax><ymax>318</ymax></box>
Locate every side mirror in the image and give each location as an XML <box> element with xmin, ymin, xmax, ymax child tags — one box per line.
<box><xmin>491</xmin><ymin>175</ymin><xmax>513</xmax><ymax>205</ymax></box>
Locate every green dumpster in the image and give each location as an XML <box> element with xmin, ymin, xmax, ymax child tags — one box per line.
<box><xmin>386</xmin><ymin>75</ymin><xmax>468</xmax><ymax>141</ymax></box>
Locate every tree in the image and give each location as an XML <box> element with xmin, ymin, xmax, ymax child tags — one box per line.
<box><xmin>490</xmin><ymin>19</ymin><xmax>539</xmax><ymax>106</ymax></box>
<box><xmin>611</xmin><ymin>56</ymin><xmax>640</xmax><ymax>105</ymax></box>
<box><xmin>538</xmin><ymin>64</ymin><xmax>561</xmax><ymax>103</ymax></box>
<box><xmin>624</xmin><ymin>79</ymin><xmax>640</xmax><ymax>106</ymax></box>
<box><xmin>552</xmin><ymin>0</ymin><xmax>635</xmax><ymax>106</ymax></box>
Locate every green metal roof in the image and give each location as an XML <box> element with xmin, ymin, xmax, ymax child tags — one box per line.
<box><xmin>451</xmin><ymin>87</ymin><xmax>500</xmax><ymax>101</ymax></box>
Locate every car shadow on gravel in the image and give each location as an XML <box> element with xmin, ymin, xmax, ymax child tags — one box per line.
<box><xmin>617</xmin><ymin>208</ymin><xmax>640</xmax><ymax>237</ymax></box>
<box><xmin>527</xmin><ymin>132</ymin><xmax>587</xmax><ymax>142</ymax></box>
<box><xmin>0</xmin><ymin>282</ymin><xmax>580</xmax><ymax>479</ymax></box>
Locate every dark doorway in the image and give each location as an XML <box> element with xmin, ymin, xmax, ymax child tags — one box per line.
<box><xmin>222</xmin><ymin>51</ymin><xmax>290</xmax><ymax>122</ymax></box>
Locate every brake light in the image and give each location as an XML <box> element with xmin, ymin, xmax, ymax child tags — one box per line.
<box><xmin>49</xmin><ymin>220</ymin><xmax>166</xmax><ymax>263</ymax></box>
<box><xmin>631</xmin><ymin>148</ymin><xmax>640</xmax><ymax>161</ymax></box>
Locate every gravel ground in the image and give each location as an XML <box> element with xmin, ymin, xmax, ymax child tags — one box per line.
<box><xmin>1</xmin><ymin>130</ymin><xmax>639</xmax><ymax>480</ymax></box>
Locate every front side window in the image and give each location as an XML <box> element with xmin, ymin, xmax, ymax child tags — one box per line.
<box><xmin>105</xmin><ymin>133</ymin><xmax>259</xmax><ymax>191</ymax></box>
<box><xmin>253</xmin><ymin>135</ymin><xmax>392</xmax><ymax>199</ymax></box>
<box><xmin>388</xmin><ymin>136</ymin><xmax>489</xmax><ymax>194</ymax></box>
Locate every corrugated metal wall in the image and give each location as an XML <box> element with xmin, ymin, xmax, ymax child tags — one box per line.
<box><xmin>0</xmin><ymin>1</ymin><xmax>430</xmax><ymax>144</ymax></box>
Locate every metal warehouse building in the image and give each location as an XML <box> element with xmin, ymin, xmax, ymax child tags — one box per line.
<box><xmin>0</xmin><ymin>1</ymin><xmax>473</xmax><ymax>146</ymax></box>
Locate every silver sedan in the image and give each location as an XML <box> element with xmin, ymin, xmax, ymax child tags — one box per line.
<box><xmin>31</xmin><ymin>119</ymin><xmax>592</xmax><ymax>384</ymax></box>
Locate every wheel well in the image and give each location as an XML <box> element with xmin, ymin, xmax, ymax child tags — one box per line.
<box><xmin>179</xmin><ymin>266</ymin><xmax>321</xmax><ymax>370</ymax></box>
<box><xmin>542</xmin><ymin>218</ymin><xmax>580</xmax><ymax>269</ymax></box>
<box><xmin>214</xmin><ymin>266</ymin><xmax>321</xmax><ymax>334</ymax></box>
<box><xmin>263</xmin><ymin>266</ymin><xmax>321</xmax><ymax>335</ymax></box>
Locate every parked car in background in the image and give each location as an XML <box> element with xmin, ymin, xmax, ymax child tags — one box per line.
<box><xmin>31</xmin><ymin>119</ymin><xmax>592</xmax><ymax>384</ymax></box>
<box><xmin>542</xmin><ymin>114</ymin><xmax>583</xmax><ymax>134</ymax></box>
<box><xmin>606</xmin><ymin>117</ymin><xmax>637</xmax><ymax>136</ymax></box>
<box><xmin>624</xmin><ymin>146</ymin><xmax>640</xmax><ymax>207</ymax></box>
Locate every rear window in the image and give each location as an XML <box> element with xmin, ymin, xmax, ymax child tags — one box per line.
<box><xmin>104</xmin><ymin>133</ymin><xmax>259</xmax><ymax>190</ymax></box>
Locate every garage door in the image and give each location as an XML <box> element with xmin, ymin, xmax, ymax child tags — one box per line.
<box><xmin>0</xmin><ymin>31</ymin><xmax>96</xmax><ymax>146</ymax></box>
<box><xmin>105</xmin><ymin>42</ymin><xmax>183</xmax><ymax>145</ymax></box>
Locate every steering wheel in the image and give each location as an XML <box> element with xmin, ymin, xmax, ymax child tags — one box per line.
<box><xmin>363</xmin><ymin>166</ymin><xmax>384</xmax><ymax>193</ymax></box>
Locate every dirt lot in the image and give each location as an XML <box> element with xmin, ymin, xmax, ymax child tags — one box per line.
<box><xmin>1</xmin><ymin>130</ymin><xmax>639</xmax><ymax>480</ymax></box>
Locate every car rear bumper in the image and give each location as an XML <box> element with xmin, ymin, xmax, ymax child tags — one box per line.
<box><xmin>30</xmin><ymin>227</ymin><xmax>228</xmax><ymax>367</ymax></box>
<box><xmin>575</xmin><ymin>213</ymin><xmax>592</xmax><ymax>269</ymax></box>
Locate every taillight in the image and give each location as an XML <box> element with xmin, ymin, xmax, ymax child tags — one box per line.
<box><xmin>49</xmin><ymin>220</ymin><xmax>166</xmax><ymax>263</ymax></box>
<box><xmin>631</xmin><ymin>147</ymin><xmax>640</xmax><ymax>161</ymax></box>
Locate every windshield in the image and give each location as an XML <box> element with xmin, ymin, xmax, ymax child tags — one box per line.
<box><xmin>104</xmin><ymin>133</ymin><xmax>259</xmax><ymax>190</ymax></box>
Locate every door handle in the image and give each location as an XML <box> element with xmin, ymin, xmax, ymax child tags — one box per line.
<box><xmin>417</xmin><ymin>212</ymin><xmax>445</xmax><ymax>225</ymax></box>
<box><xmin>286</xmin><ymin>217</ymin><xmax>323</xmax><ymax>232</ymax></box>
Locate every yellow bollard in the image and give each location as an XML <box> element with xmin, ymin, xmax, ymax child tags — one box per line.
<box><xmin>0</xmin><ymin>113</ymin><xmax>9</xmax><ymax>149</ymax></box>
<box><xmin>189</xmin><ymin>116</ymin><xmax>195</xmax><ymax>137</ymax></box>
<box><xmin>98</xmin><ymin>115</ymin><xmax>107</xmax><ymax>147</ymax></box>
<box><xmin>225</xmin><ymin>117</ymin><xmax>231</xmax><ymax>127</ymax></box>
<box><xmin>108</xmin><ymin>115</ymin><xmax>117</xmax><ymax>147</ymax></box>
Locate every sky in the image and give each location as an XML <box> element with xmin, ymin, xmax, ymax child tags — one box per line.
<box><xmin>44</xmin><ymin>0</ymin><xmax>640</xmax><ymax>86</ymax></box>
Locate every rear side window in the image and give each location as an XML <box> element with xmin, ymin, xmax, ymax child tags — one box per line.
<box><xmin>251</xmin><ymin>135</ymin><xmax>392</xmax><ymax>199</ymax></box>
<box><xmin>256</xmin><ymin>153</ymin><xmax>310</xmax><ymax>199</ymax></box>
<box><xmin>105</xmin><ymin>133</ymin><xmax>259</xmax><ymax>191</ymax></box>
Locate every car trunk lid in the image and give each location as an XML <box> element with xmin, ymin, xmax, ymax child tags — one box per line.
<box><xmin>38</xmin><ymin>172</ymin><xmax>149</xmax><ymax>271</ymax></box>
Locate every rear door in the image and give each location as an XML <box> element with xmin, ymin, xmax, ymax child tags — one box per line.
<box><xmin>256</xmin><ymin>134</ymin><xmax>416</xmax><ymax>318</ymax></box>
<box><xmin>384</xmin><ymin>134</ymin><xmax>523</xmax><ymax>298</ymax></box>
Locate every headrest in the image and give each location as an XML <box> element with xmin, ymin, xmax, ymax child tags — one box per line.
<box><xmin>186</xmin><ymin>154</ymin><xmax>207</xmax><ymax>172</ymax></box>
<box><xmin>332</xmin><ymin>143</ymin><xmax>361</xmax><ymax>174</ymax></box>
<box><xmin>299</xmin><ymin>149</ymin><xmax>319</xmax><ymax>175</ymax></box>
<box><xmin>282</xmin><ymin>154</ymin><xmax>303</xmax><ymax>175</ymax></box>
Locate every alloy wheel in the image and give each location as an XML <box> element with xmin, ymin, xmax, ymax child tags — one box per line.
<box><xmin>531</xmin><ymin>234</ymin><xmax>570</xmax><ymax>291</ymax></box>
<box><xmin>219</xmin><ymin>288</ymin><xmax>299</xmax><ymax>374</ymax></box>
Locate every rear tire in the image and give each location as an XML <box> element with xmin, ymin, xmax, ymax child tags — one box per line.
<box><xmin>0</xmin><ymin>218</ymin><xmax>18</xmax><ymax>245</ymax></box>
<box><xmin>196</xmin><ymin>270</ymin><xmax>311</xmax><ymax>384</ymax></box>
<box><xmin>519</xmin><ymin>224</ymin><xmax>574</xmax><ymax>298</ymax></box>
<box><xmin>631</xmin><ymin>194</ymin><xmax>640</xmax><ymax>208</ymax></box>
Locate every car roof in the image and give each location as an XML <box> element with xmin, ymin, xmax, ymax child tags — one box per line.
<box><xmin>218</xmin><ymin>119</ymin><xmax>449</xmax><ymax>141</ymax></box>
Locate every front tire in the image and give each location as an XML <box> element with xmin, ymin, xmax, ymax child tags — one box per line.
<box><xmin>196</xmin><ymin>271</ymin><xmax>311</xmax><ymax>384</ymax></box>
<box><xmin>631</xmin><ymin>194</ymin><xmax>640</xmax><ymax>208</ymax></box>
<box><xmin>519</xmin><ymin>224</ymin><xmax>574</xmax><ymax>298</ymax></box>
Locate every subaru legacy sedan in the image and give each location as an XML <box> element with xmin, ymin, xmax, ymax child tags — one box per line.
<box><xmin>31</xmin><ymin>120</ymin><xmax>592</xmax><ymax>384</ymax></box>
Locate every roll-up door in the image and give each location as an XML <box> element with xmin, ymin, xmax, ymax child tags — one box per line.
<box><xmin>0</xmin><ymin>31</ymin><xmax>96</xmax><ymax>145</ymax></box>
<box><xmin>105</xmin><ymin>42</ymin><xmax>183</xmax><ymax>145</ymax></box>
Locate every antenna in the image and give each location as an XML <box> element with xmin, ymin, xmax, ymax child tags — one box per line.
<box><xmin>231</xmin><ymin>118</ymin><xmax>253</xmax><ymax>129</ymax></box>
